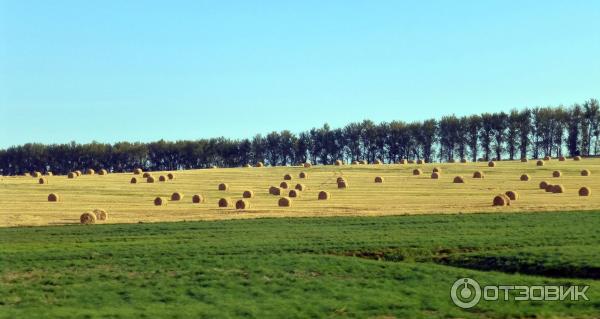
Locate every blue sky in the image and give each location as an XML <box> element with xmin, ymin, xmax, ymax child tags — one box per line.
<box><xmin>1</xmin><ymin>1</ymin><xmax>599</xmax><ymax>148</ymax></box>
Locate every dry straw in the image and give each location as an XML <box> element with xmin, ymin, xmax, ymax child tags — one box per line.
<box><xmin>243</xmin><ymin>190</ymin><xmax>254</xmax><ymax>198</ymax></box>
<box><xmin>417</xmin><ymin>159</ymin><xmax>425</xmax><ymax>164</ymax></box>
<box><xmin>473</xmin><ymin>171</ymin><xmax>484</xmax><ymax>179</ymax></box>
<box><xmin>536</xmin><ymin>160</ymin><xmax>545</xmax><ymax>166</ymax></box>
<box><xmin>552</xmin><ymin>185</ymin><xmax>565</xmax><ymax>193</ymax></box>
<box><xmin>431</xmin><ymin>172</ymin><xmax>440</xmax><ymax>179</ymax></box>
<box><xmin>544</xmin><ymin>156</ymin><xmax>551</xmax><ymax>161</ymax></box>
<box><xmin>256</xmin><ymin>162</ymin><xmax>264</xmax><ymax>167</ymax></box>
<box><xmin>93</xmin><ymin>209</ymin><xmax>108</xmax><ymax>221</ymax></box>
<box><xmin>374</xmin><ymin>159</ymin><xmax>382</xmax><ymax>164</ymax></box>
<box><xmin>171</xmin><ymin>192</ymin><xmax>183</xmax><ymax>201</ymax></box>
<box><xmin>218</xmin><ymin>198</ymin><xmax>231</xmax><ymax>207</ymax></box>
<box><xmin>147</xmin><ymin>176</ymin><xmax>155</xmax><ymax>183</ymax></box>
<box><xmin>278</xmin><ymin>197</ymin><xmax>292</xmax><ymax>207</ymax></box>
<box><xmin>581</xmin><ymin>170</ymin><xmax>591</xmax><ymax>176</ymax></box>
<box><xmin>413</xmin><ymin>169</ymin><xmax>422</xmax><ymax>176</ymax></box>
<box><xmin>143</xmin><ymin>172</ymin><xmax>152</xmax><ymax>178</ymax></box>
<box><xmin>47</xmin><ymin>193</ymin><xmax>59</xmax><ymax>202</ymax></box>
<box><xmin>269</xmin><ymin>186</ymin><xmax>281</xmax><ymax>195</ymax></box>
<box><xmin>579</xmin><ymin>187</ymin><xmax>591</xmax><ymax>196</ymax></box>
<box><xmin>505</xmin><ymin>191</ymin><xmax>519</xmax><ymax>200</ymax></box>
<box><xmin>318</xmin><ymin>191</ymin><xmax>330</xmax><ymax>200</ymax></box>
<box><xmin>289</xmin><ymin>189</ymin><xmax>300</xmax><ymax>198</ymax></box>
<box><xmin>335</xmin><ymin>160</ymin><xmax>343</xmax><ymax>166</ymax></box>
<box><xmin>45</xmin><ymin>172</ymin><xmax>53</xmax><ymax>176</ymax></box>
<box><xmin>488</xmin><ymin>161</ymin><xmax>496</xmax><ymax>167</ymax></box>
<box><xmin>433</xmin><ymin>167</ymin><xmax>442</xmax><ymax>173</ymax></box>
<box><xmin>521</xmin><ymin>158</ymin><xmax>528</xmax><ymax>163</ymax></box>
<box><xmin>68</xmin><ymin>172</ymin><xmax>77</xmax><ymax>179</ymax></box>
<box><xmin>374</xmin><ymin>176</ymin><xmax>384</xmax><ymax>183</ymax></box>
<box><xmin>218</xmin><ymin>183</ymin><xmax>229</xmax><ymax>191</ymax></box>
<box><xmin>283</xmin><ymin>174</ymin><xmax>292</xmax><ymax>180</ymax></box>
<box><xmin>336</xmin><ymin>177</ymin><xmax>346</xmax><ymax>183</ymax></box>
<box><xmin>559</xmin><ymin>156</ymin><xmax>566</xmax><ymax>161</ymax></box>
<box><xmin>192</xmin><ymin>194</ymin><xmax>204</xmax><ymax>203</ymax></box>
<box><xmin>574</xmin><ymin>156</ymin><xmax>582</xmax><ymax>161</ymax></box>
<box><xmin>80</xmin><ymin>212</ymin><xmax>97</xmax><ymax>224</ymax></box>
<box><xmin>133</xmin><ymin>168</ymin><xmax>143</xmax><ymax>175</ymax></box>
<box><xmin>86</xmin><ymin>169</ymin><xmax>95</xmax><ymax>175</ymax></box>
<box><xmin>493</xmin><ymin>194</ymin><xmax>510</xmax><ymax>206</ymax></box>
<box><xmin>167</xmin><ymin>173</ymin><xmax>174</xmax><ymax>180</ymax></box>
<box><xmin>279</xmin><ymin>181</ymin><xmax>289</xmax><ymax>189</ymax></box>
<box><xmin>303</xmin><ymin>162</ymin><xmax>312</xmax><ymax>168</ymax></box>
<box><xmin>159</xmin><ymin>176</ymin><xmax>167</xmax><ymax>182</ymax></box>
<box><xmin>154</xmin><ymin>197</ymin><xmax>167</xmax><ymax>206</ymax></box>
<box><xmin>552</xmin><ymin>171</ymin><xmax>561</xmax><ymax>178</ymax></box>
<box><xmin>460</xmin><ymin>158</ymin><xmax>468</xmax><ymax>163</ymax></box>
<box><xmin>299</xmin><ymin>171</ymin><xmax>308</xmax><ymax>179</ymax></box>
<box><xmin>33</xmin><ymin>171</ymin><xmax>42</xmax><ymax>178</ymax></box>
<box><xmin>235</xmin><ymin>199</ymin><xmax>250</xmax><ymax>209</ymax></box>
<box><xmin>38</xmin><ymin>177</ymin><xmax>48</xmax><ymax>184</ymax></box>
<box><xmin>520</xmin><ymin>174</ymin><xmax>530</xmax><ymax>181</ymax></box>
<box><xmin>539</xmin><ymin>181</ymin><xmax>549</xmax><ymax>189</ymax></box>
<box><xmin>337</xmin><ymin>180</ymin><xmax>348</xmax><ymax>189</ymax></box>
<box><xmin>130</xmin><ymin>177</ymin><xmax>138</xmax><ymax>184</ymax></box>
<box><xmin>295</xmin><ymin>184</ymin><xmax>306</xmax><ymax>191</ymax></box>
<box><xmin>399</xmin><ymin>159</ymin><xmax>408</xmax><ymax>164</ymax></box>
<box><xmin>453</xmin><ymin>176</ymin><xmax>465</xmax><ymax>183</ymax></box>
<box><xmin>99</xmin><ymin>169</ymin><xmax>108</xmax><ymax>175</ymax></box>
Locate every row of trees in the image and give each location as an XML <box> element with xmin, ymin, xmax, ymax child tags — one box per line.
<box><xmin>1</xmin><ymin>99</ymin><xmax>599</xmax><ymax>175</ymax></box>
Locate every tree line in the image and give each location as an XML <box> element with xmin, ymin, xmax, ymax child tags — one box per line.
<box><xmin>1</xmin><ymin>99</ymin><xmax>599</xmax><ymax>175</ymax></box>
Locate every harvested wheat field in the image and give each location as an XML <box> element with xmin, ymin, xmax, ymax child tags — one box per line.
<box><xmin>0</xmin><ymin>158</ymin><xmax>598</xmax><ymax>227</ymax></box>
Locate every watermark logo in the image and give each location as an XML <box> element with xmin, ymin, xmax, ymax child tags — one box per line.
<box><xmin>451</xmin><ymin>277</ymin><xmax>590</xmax><ymax>309</ymax></box>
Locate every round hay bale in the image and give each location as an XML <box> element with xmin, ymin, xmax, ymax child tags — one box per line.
<box><xmin>399</xmin><ymin>159</ymin><xmax>408</xmax><ymax>164</ymax></box>
<box><xmin>536</xmin><ymin>160</ymin><xmax>545</xmax><ymax>166</ymax></box>
<box><xmin>374</xmin><ymin>159</ymin><xmax>382</xmax><ymax>165</ymax></box>
<box><xmin>318</xmin><ymin>191</ymin><xmax>330</xmax><ymax>200</ymax></box>
<box><xmin>130</xmin><ymin>177</ymin><xmax>138</xmax><ymax>184</ymax></box>
<box><xmin>68</xmin><ymin>172</ymin><xmax>76</xmax><ymax>179</ymax></box>
<box><xmin>278</xmin><ymin>197</ymin><xmax>292</xmax><ymax>207</ymax></box>
<box><xmin>460</xmin><ymin>158</ymin><xmax>468</xmax><ymax>163</ymax></box>
<box><xmin>283</xmin><ymin>174</ymin><xmax>292</xmax><ymax>181</ymax></box>
<box><xmin>256</xmin><ymin>162</ymin><xmax>264</xmax><ymax>167</ymax></box>
<box><xmin>335</xmin><ymin>160</ymin><xmax>343</xmax><ymax>166</ymax></box>
<box><xmin>279</xmin><ymin>181</ymin><xmax>289</xmax><ymax>189</ymax></box>
<box><xmin>412</xmin><ymin>169</ymin><xmax>422</xmax><ymax>176</ymax></box>
<box><xmin>303</xmin><ymin>162</ymin><xmax>312</xmax><ymax>168</ymax></box>
<box><xmin>579</xmin><ymin>187</ymin><xmax>591</xmax><ymax>197</ymax></box>
<box><xmin>47</xmin><ymin>193</ymin><xmax>59</xmax><ymax>202</ymax></box>
<box><xmin>154</xmin><ymin>197</ymin><xmax>167</xmax><ymax>206</ymax></box>
<box><xmin>351</xmin><ymin>160</ymin><xmax>359</xmax><ymax>165</ymax></box>
<box><xmin>146</xmin><ymin>176</ymin><xmax>155</xmax><ymax>183</ymax></box>
<box><xmin>552</xmin><ymin>184</ymin><xmax>565</xmax><ymax>193</ymax></box>
<box><xmin>448</xmin><ymin>159</ymin><xmax>456</xmax><ymax>163</ymax></box>
<box><xmin>574</xmin><ymin>156</ymin><xmax>582</xmax><ymax>161</ymax></box>
<box><xmin>359</xmin><ymin>160</ymin><xmax>368</xmax><ymax>165</ymax></box>
<box><xmin>559</xmin><ymin>156</ymin><xmax>566</xmax><ymax>161</ymax></box>
<box><xmin>218</xmin><ymin>198</ymin><xmax>231</xmax><ymax>208</ymax></box>
<box><xmin>408</xmin><ymin>160</ymin><xmax>415</xmax><ymax>164</ymax></box>
<box><xmin>218</xmin><ymin>183</ymin><xmax>229</xmax><ymax>191</ymax></box>
<box><xmin>417</xmin><ymin>159</ymin><xmax>425</xmax><ymax>164</ymax></box>
<box><xmin>539</xmin><ymin>181</ymin><xmax>549</xmax><ymax>189</ymax></box>
<box><xmin>493</xmin><ymin>194</ymin><xmax>510</xmax><ymax>206</ymax></box>
<box><xmin>288</xmin><ymin>189</ymin><xmax>300</xmax><ymax>198</ymax></box>
<box><xmin>433</xmin><ymin>167</ymin><xmax>442</xmax><ymax>173</ymax></box>
<box><xmin>211</xmin><ymin>166</ymin><xmax>218</xmax><ymax>169</ymax></box>
<box><xmin>32</xmin><ymin>171</ymin><xmax>42</xmax><ymax>178</ymax></box>
<box><xmin>98</xmin><ymin>169</ymin><xmax>108</xmax><ymax>175</ymax></box>
<box><xmin>192</xmin><ymin>194</ymin><xmax>204</xmax><ymax>203</ymax></box>
<box><xmin>374</xmin><ymin>176</ymin><xmax>384</xmax><ymax>183</ymax></box>
<box><xmin>269</xmin><ymin>186</ymin><xmax>281</xmax><ymax>195</ymax></box>
<box><xmin>159</xmin><ymin>175</ymin><xmax>167</xmax><ymax>182</ymax></box>
<box><xmin>337</xmin><ymin>180</ymin><xmax>348</xmax><ymax>189</ymax></box>
<box><xmin>80</xmin><ymin>212</ymin><xmax>96</xmax><ymax>225</ymax></box>
<box><xmin>38</xmin><ymin>177</ymin><xmax>48</xmax><ymax>184</ymax></box>
<box><xmin>336</xmin><ymin>177</ymin><xmax>346</xmax><ymax>183</ymax></box>
<box><xmin>520</xmin><ymin>174</ymin><xmax>530</xmax><ymax>181</ymax></box>
<box><xmin>133</xmin><ymin>168</ymin><xmax>143</xmax><ymax>175</ymax></box>
<box><xmin>431</xmin><ymin>172</ymin><xmax>440</xmax><ymax>179</ymax></box>
<box><xmin>520</xmin><ymin>158</ymin><xmax>528</xmax><ymax>163</ymax></box>
<box><xmin>294</xmin><ymin>184</ymin><xmax>306</xmax><ymax>191</ymax></box>
<box><xmin>235</xmin><ymin>199</ymin><xmax>250</xmax><ymax>209</ymax></box>
<box><xmin>45</xmin><ymin>172</ymin><xmax>53</xmax><ymax>176</ymax></box>
<box><xmin>93</xmin><ymin>209</ymin><xmax>108</xmax><ymax>221</ymax></box>
<box><xmin>544</xmin><ymin>156</ymin><xmax>551</xmax><ymax>161</ymax></box>
<box><xmin>143</xmin><ymin>172</ymin><xmax>151</xmax><ymax>178</ymax></box>
<box><xmin>488</xmin><ymin>161</ymin><xmax>496</xmax><ymax>167</ymax></box>
<box><xmin>453</xmin><ymin>176</ymin><xmax>465</xmax><ymax>183</ymax></box>
<box><xmin>545</xmin><ymin>184</ymin><xmax>555</xmax><ymax>192</ymax></box>
<box><xmin>473</xmin><ymin>171</ymin><xmax>484</xmax><ymax>179</ymax></box>
<box><xmin>243</xmin><ymin>164</ymin><xmax>252</xmax><ymax>168</ymax></box>
<box><xmin>86</xmin><ymin>169</ymin><xmax>95</xmax><ymax>175</ymax></box>
<box><xmin>75</xmin><ymin>170</ymin><xmax>82</xmax><ymax>176</ymax></box>
<box><xmin>23</xmin><ymin>172</ymin><xmax>31</xmax><ymax>177</ymax></box>
<box><xmin>167</xmin><ymin>173</ymin><xmax>174</xmax><ymax>180</ymax></box>
<box><xmin>581</xmin><ymin>170</ymin><xmax>591</xmax><ymax>176</ymax></box>
<box><xmin>242</xmin><ymin>190</ymin><xmax>254</xmax><ymax>198</ymax></box>
<box><xmin>505</xmin><ymin>191</ymin><xmax>519</xmax><ymax>201</ymax></box>
<box><xmin>552</xmin><ymin>170</ymin><xmax>561</xmax><ymax>178</ymax></box>
<box><xmin>299</xmin><ymin>171</ymin><xmax>308</xmax><ymax>179</ymax></box>
<box><xmin>171</xmin><ymin>192</ymin><xmax>183</xmax><ymax>201</ymax></box>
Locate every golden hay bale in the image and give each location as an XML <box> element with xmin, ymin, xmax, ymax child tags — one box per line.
<box><xmin>23</xmin><ymin>172</ymin><xmax>31</xmax><ymax>177</ymax></box>
<box><xmin>218</xmin><ymin>183</ymin><xmax>229</xmax><ymax>191</ymax></box>
<box><xmin>559</xmin><ymin>156</ymin><xmax>566</xmax><ymax>161</ymax></box>
<box><xmin>408</xmin><ymin>160</ymin><xmax>415</xmax><ymax>164</ymax></box>
<box><xmin>453</xmin><ymin>176</ymin><xmax>465</xmax><ymax>183</ymax></box>
<box><xmin>93</xmin><ymin>209</ymin><xmax>108</xmax><ymax>221</ymax></box>
<box><xmin>448</xmin><ymin>159</ymin><xmax>456</xmax><ymax>163</ymax></box>
<box><xmin>32</xmin><ymin>171</ymin><xmax>42</xmax><ymax>178</ymax></box>
<box><xmin>295</xmin><ymin>183</ymin><xmax>306</xmax><ymax>191</ymax></box>
<box><xmin>374</xmin><ymin>176</ymin><xmax>384</xmax><ymax>183</ymax></box>
<box><xmin>552</xmin><ymin>170</ymin><xmax>561</xmax><ymax>178</ymax></box>
<box><xmin>433</xmin><ymin>167</ymin><xmax>442</xmax><ymax>173</ymax></box>
<box><xmin>269</xmin><ymin>186</ymin><xmax>281</xmax><ymax>195</ymax></box>
<box><xmin>351</xmin><ymin>160</ymin><xmax>359</xmax><ymax>165</ymax></box>
<box><xmin>243</xmin><ymin>164</ymin><xmax>252</xmax><ymax>168</ymax></box>
<box><xmin>299</xmin><ymin>171</ymin><xmax>308</xmax><ymax>179</ymax></box>
<box><xmin>130</xmin><ymin>177</ymin><xmax>138</xmax><ymax>184</ymax></box>
<box><xmin>552</xmin><ymin>185</ymin><xmax>565</xmax><ymax>193</ymax></box>
<box><xmin>80</xmin><ymin>212</ymin><xmax>96</xmax><ymax>225</ymax></box>
<box><xmin>374</xmin><ymin>159</ymin><xmax>382</xmax><ymax>164</ymax></box>
<box><xmin>283</xmin><ymin>174</ymin><xmax>292</xmax><ymax>180</ymax></box>
<box><xmin>86</xmin><ymin>169</ymin><xmax>95</xmax><ymax>175</ymax></box>
<box><xmin>192</xmin><ymin>194</ymin><xmax>204</xmax><ymax>203</ymax></box>
<box><xmin>544</xmin><ymin>156</ymin><xmax>551</xmax><ymax>161</ymax></box>
<box><xmin>520</xmin><ymin>174</ymin><xmax>530</xmax><ymax>181</ymax></box>
<box><xmin>303</xmin><ymin>162</ymin><xmax>312</xmax><ymax>168</ymax></box>
<box><xmin>431</xmin><ymin>172</ymin><xmax>440</xmax><ymax>179</ymax></box>
<box><xmin>536</xmin><ymin>160</ymin><xmax>545</xmax><ymax>166</ymax></box>
<box><xmin>473</xmin><ymin>171</ymin><xmax>484</xmax><ymax>179</ymax></box>
<box><xmin>256</xmin><ymin>162</ymin><xmax>264</xmax><ymax>167</ymax></box>
<box><xmin>235</xmin><ymin>199</ymin><xmax>250</xmax><ymax>209</ymax></box>
<box><xmin>154</xmin><ymin>197</ymin><xmax>167</xmax><ymax>206</ymax></box>
<box><xmin>505</xmin><ymin>191</ymin><xmax>519</xmax><ymax>201</ymax></box>
<box><xmin>521</xmin><ymin>158</ymin><xmax>528</xmax><ymax>163</ymax></box>
<box><xmin>460</xmin><ymin>158</ymin><xmax>467</xmax><ymax>163</ymax></box>
<box><xmin>98</xmin><ymin>169</ymin><xmax>108</xmax><ymax>175</ymax></box>
<box><xmin>143</xmin><ymin>172</ymin><xmax>151</xmax><ymax>178</ymax></box>
<box><xmin>38</xmin><ymin>177</ymin><xmax>48</xmax><ymax>184</ymax></box>
<box><xmin>218</xmin><ymin>198</ymin><xmax>231</xmax><ymax>207</ymax></box>
<box><xmin>493</xmin><ymin>194</ymin><xmax>510</xmax><ymax>206</ymax></box>
<box><xmin>337</xmin><ymin>180</ymin><xmax>348</xmax><ymax>189</ymax></box>
<box><xmin>133</xmin><ymin>168</ymin><xmax>143</xmax><ymax>175</ymax></box>
<box><xmin>318</xmin><ymin>191</ymin><xmax>330</xmax><ymax>200</ymax></box>
<box><xmin>336</xmin><ymin>177</ymin><xmax>346</xmax><ymax>183</ymax></box>
<box><xmin>167</xmin><ymin>173</ymin><xmax>174</xmax><ymax>180</ymax></box>
<box><xmin>574</xmin><ymin>156</ymin><xmax>582</xmax><ymax>161</ymax></box>
<box><xmin>159</xmin><ymin>175</ymin><xmax>167</xmax><ymax>182</ymax></box>
<box><xmin>147</xmin><ymin>176</ymin><xmax>155</xmax><ymax>183</ymax></box>
<box><xmin>211</xmin><ymin>166</ymin><xmax>218</xmax><ymax>169</ymax></box>
<box><xmin>488</xmin><ymin>161</ymin><xmax>496</xmax><ymax>167</ymax></box>
<box><xmin>279</xmin><ymin>181</ymin><xmax>289</xmax><ymax>189</ymax></box>
<box><xmin>243</xmin><ymin>190</ymin><xmax>254</xmax><ymax>198</ymax></box>
<box><xmin>579</xmin><ymin>187</ymin><xmax>591</xmax><ymax>197</ymax></box>
<box><xmin>47</xmin><ymin>193</ymin><xmax>59</xmax><ymax>202</ymax></box>
<box><xmin>278</xmin><ymin>197</ymin><xmax>292</xmax><ymax>207</ymax></box>
<box><xmin>288</xmin><ymin>189</ymin><xmax>300</xmax><ymax>198</ymax></box>
<box><xmin>75</xmin><ymin>170</ymin><xmax>82</xmax><ymax>176</ymax></box>
<box><xmin>359</xmin><ymin>160</ymin><xmax>368</xmax><ymax>165</ymax></box>
<box><xmin>581</xmin><ymin>169</ymin><xmax>591</xmax><ymax>176</ymax></box>
<box><xmin>335</xmin><ymin>160</ymin><xmax>343</xmax><ymax>166</ymax></box>
<box><xmin>171</xmin><ymin>192</ymin><xmax>183</xmax><ymax>201</ymax></box>
<box><xmin>399</xmin><ymin>159</ymin><xmax>408</xmax><ymax>164</ymax></box>
<box><xmin>68</xmin><ymin>172</ymin><xmax>77</xmax><ymax>179</ymax></box>
<box><xmin>539</xmin><ymin>181</ymin><xmax>549</xmax><ymax>190</ymax></box>
<box><xmin>412</xmin><ymin>169</ymin><xmax>422</xmax><ymax>176</ymax></box>
<box><xmin>545</xmin><ymin>184</ymin><xmax>555</xmax><ymax>192</ymax></box>
<box><xmin>417</xmin><ymin>159</ymin><xmax>425</xmax><ymax>164</ymax></box>
<box><xmin>45</xmin><ymin>172</ymin><xmax>53</xmax><ymax>176</ymax></box>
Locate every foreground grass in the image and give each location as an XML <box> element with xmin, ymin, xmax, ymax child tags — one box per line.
<box><xmin>1</xmin><ymin>211</ymin><xmax>599</xmax><ymax>318</ymax></box>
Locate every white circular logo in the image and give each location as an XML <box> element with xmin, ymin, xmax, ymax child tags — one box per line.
<box><xmin>451</xmin><ymin>277</ymin><xmax>481</xmax><ymax>309</ymax></box>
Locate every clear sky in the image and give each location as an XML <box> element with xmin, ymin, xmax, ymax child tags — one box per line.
<box><xmin>1</xmin><ymin>1</ymin><xmax>599</xmax><ymax>148</ymax></box>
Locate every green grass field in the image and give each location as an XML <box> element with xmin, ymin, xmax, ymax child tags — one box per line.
<box><xmin>2</xmin><ymin>211</ymin><xmax>599</xmax><ymax>318</ymax></box>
